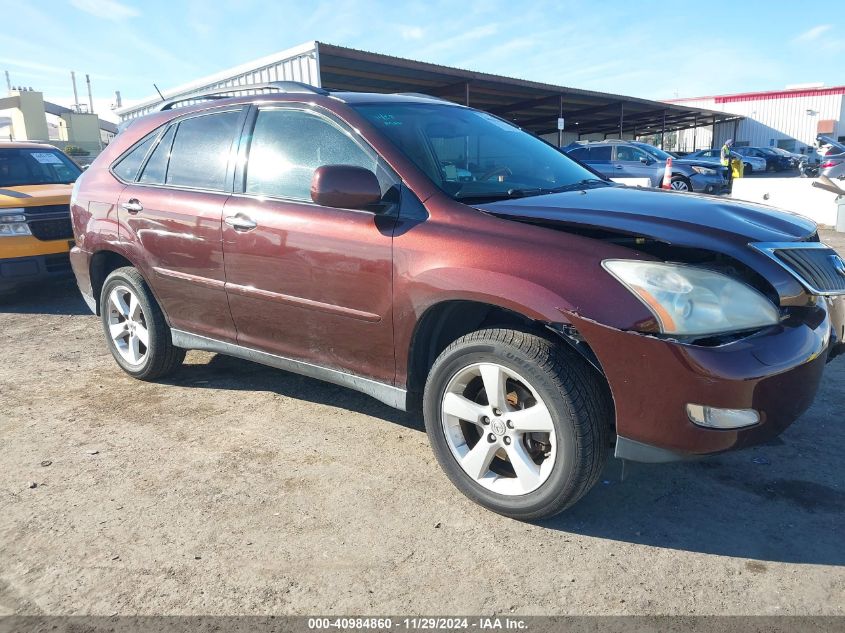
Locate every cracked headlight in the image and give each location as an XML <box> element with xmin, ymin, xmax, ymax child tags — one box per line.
<box><xmin>602</xmin><ymin>260</ymin><xmax>780</xmax><ymax>335</ymax></box>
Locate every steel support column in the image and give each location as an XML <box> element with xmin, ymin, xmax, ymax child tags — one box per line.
<box><xmin>619</xmin><ymin>102</ymin><xmax>624</xmax><ymax>139</ymax></box>
<box><xmin>692</xmin><ymin>115</ymin><xmax>697</xmax><ymax>151</ymax></box>
<box><xmin>660</xmin><ymin>111</ymin><xmax>666</xmax><ymax>149</ymax></box>
<box><xmin>558</xmin><ymin>94</ymin><xmax>564</xmax><ymax>148</ymax></box>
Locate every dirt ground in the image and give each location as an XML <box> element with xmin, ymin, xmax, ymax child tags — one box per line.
<box><xmin>1</xmin><ymin>231</ymin><xmax>843</xmax><ymax>616</ymax></box>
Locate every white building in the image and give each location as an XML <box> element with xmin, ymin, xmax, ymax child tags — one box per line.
<box><xmin>666</xmin><ymin>84</ymin><xmax>845</xmax><ymax>153</ymax></box>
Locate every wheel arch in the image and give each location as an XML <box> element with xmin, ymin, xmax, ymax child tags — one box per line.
<box><xmin>89</xmin><ymin>249</ymin><xmax>145</xmax><ymax>316</ymax></box>
<box><xmin>404</xmin><ymin>299</ymin><xmax>608</xmax><ymax>409</ymax></box>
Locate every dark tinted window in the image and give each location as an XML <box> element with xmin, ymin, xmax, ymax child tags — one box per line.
<box><xmin>113</xmin><ymin>135</ymin><xmax>155</xmax><ymax>181</ymax></box>
<box><xmin>0</xmin><ymin>148</ymin><xmax>81</xmax><ymax>187</ymax></box>
<box><xmin>589</xmin><ymin>146</ymin><xmax>612</xmax><ymax>161</ymax></box>
<box><xmin>246</xmin><ymin>108</ymin><xmax>379</xmax><ymax>200</ymax></box>
<box><xmin>566</xmin><ymin>147</ymin><xmax>588</xmax><ymax>160</ymax></box>
<box><xmin>139</xmin><ymin>125</ymin><xmax>176</xmax><ymax>185</ymax></box>
<box><xmin>166</xmin><ymin>110</ymin><xmax>240</xmax><ymax>190</ymax></box>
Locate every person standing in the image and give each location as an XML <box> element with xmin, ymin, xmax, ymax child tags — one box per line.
<box><xmin>721</xmin><ymin>139</ymin><xmax>734</xmax><ymax>186</ymax></box>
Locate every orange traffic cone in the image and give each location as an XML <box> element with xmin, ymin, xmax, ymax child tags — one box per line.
<box><xmin>661</xmin><ymin>157</ymin><xmax>673</xmax><ymax>190</ymax></box>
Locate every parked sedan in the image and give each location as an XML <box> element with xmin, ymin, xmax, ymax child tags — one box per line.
<box><xmin>768</xmin><ymin>147</ymin><xmax>804</xmax><ymax>167</ymax></box>
<box><xmin>733</xmin><ymin>146</ymin><xmax>792</xmax><ymax>172</ymax></box>
<box><xmin>685</xmin><ymin>148</ymin><xmax>767</xmax><ymax>174</ymax></box>
<box><xmin>564</xmin><ymin>141</ymin><xmax>728</xmax><ymax>193</ymax></box>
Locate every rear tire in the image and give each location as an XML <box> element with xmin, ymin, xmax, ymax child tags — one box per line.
<box><xmin>100</xmin><ymin>267</ymin><xmax>185</xmax><ymax>380</ymax></box>
<box><xmin>423</xmin><ymin>328</ymin><xmax>611</xmax><ymax>520</ymax></box>
<box><xmin>743</xmin><ymin>163</ymin><xmax>752</xmax><ymax>175</ymax></box>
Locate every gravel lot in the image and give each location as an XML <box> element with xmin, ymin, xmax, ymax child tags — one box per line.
<box><xmin>1</xmin><ymin>231</ymin><xmax>843</xmax><ymax>616</ymax></box>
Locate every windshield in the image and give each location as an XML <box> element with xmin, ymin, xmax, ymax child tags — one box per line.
<box><xmin>635</xmin><ymin>143</ymin><xmax>673</xmax><ymax>160</ymax></box>
<box><xmin>352</xmin><ymin>103</ymin><xmax>607</xmax><ymax>201</ymax></box>
<box><xmin>0</xmin><ymin>148</ymin><xmax>81</xmax><ymax>187</ymax></box>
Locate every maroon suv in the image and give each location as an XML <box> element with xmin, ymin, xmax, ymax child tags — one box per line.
<box><xmin>69</xmin><ymin>82</ymin><xmax>845</xmax><ymax>519</ymax></box>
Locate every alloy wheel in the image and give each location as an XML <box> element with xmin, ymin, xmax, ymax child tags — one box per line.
<box><xmin>107</xmin><ymin>285</ymin><xmax>149</xmax><ymax>366</ymax></box>
<box><xmin>441</xmin><ymin>362</ymin><xmax>557</xmax><ymax>496</ymax></box>
<box><xmin>670</xmin><ymin>180</ymin><xmax>690</xmax><ymax>191</ymax></box>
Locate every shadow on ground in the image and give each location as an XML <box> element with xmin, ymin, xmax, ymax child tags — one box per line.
<box><xmin>0</xmin><ymin>279</ymin><xmax>89</xmax><ymax>316</ymax></box>
<box><xmin>169</xmin><ymin>349</ymin><xmax>844</xmax><ymax>567</ymax></box>
<box><xmin>165</xmin><ymin>352</ymin><xmax>423</xmax><ymax>433</ymax></box>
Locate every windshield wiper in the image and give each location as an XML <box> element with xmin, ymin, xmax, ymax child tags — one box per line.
<box><xmin>550</xmin><ymin>178</ymin><xmax>610</xmax><ymax>192</ymax></box>
<box><xmin>455</xmin><ymin>179</ymin><xmax>610</xmax><ymax>202</ymax></box>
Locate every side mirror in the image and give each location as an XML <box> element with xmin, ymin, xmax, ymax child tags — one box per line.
<box><xmin>311</xmin><ymin>165</ymin><xmax>382</xmax><ymax>210</ymax></box>
<box><xmin>639</xmin><ymin>156</ymin><xmax>650</xmax><ymax>164</ymax></box>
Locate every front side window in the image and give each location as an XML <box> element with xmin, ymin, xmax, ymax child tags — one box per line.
<box><xmin>615</xmin><ymin>145</ymin><xmax>649</xmax><ymax>162</ymax></box>
<box><xmin>165</xmin><ymin>110</ymin><xmax>241</xmax><ymax>190</ymax></box>
<box><xmin>245</xmin><ymin>108</ymin><xmax>380</xmax><ymax>201</ymax></box>
<box><xmin>0</xmin><ymin>147</ymin><xmax>81</xmax><ymax>187</ymax></box>
<box><xmin>353</xmin><ymin>103</ymin><xmax>606</xmax><ymax>202</ymax></box>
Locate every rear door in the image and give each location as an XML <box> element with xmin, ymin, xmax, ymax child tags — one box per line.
<box><xmin>116</xmin><ymin>107</ymin><xmax>245</xmax><ymax>342</ymax></box>
<box><xmin>579</xmin><ymin>145</ymin><xmax>613</xmax><ymax>178</ymax></box>
<box><xmin>221</xmin><ymin>105</ymin><xmax>398</xmax><ymax>383</ymax></box>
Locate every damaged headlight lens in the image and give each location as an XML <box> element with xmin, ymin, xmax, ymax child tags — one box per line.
<box><xmin>602</xmin><ymin>260</ymin><xmax>780</xmax><ymax>335</ymax></box>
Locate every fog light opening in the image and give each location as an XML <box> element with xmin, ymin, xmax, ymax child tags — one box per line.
<box><xmin>686</xmin><ymin>404</ymin><xmax>760</xmax><ymax>429</ymax></box>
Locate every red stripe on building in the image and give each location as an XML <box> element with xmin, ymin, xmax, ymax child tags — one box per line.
<box><xmin>667</xmin><ymin>86</ymin><xmax>845</xmax><ymax>104</ymax></box>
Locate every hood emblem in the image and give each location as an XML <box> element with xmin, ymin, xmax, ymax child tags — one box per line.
<box><xmin>832</xmin><ymin>254</ymin><xmax>845</xmax><ymax>277</ymax></box>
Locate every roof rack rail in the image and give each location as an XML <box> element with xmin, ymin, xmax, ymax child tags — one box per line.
<box><xmin>158</xmin><ymin>81</ymin><xmax>330</xmax><ymax>111</ymax></box>
<box><xmin>393</xmin><ymin>92</ymin><xmax>454</xmax><ymax>103</ymax></box>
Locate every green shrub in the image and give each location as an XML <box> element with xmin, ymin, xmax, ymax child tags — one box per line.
<box><xmin>63</xmin><ymin>145</ymin><xmax>90</xmax><ymax>156</ymax></box>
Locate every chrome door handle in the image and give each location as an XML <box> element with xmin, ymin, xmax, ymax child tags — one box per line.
<box><xmin>121</xmin><ymin>199</ymin><xmax>143</xmax><ymax>214</ymax></box>
<box><xmin>224</xmin><ymin>213</ymin><xmax>257</xmax><ymax>231</ymax></box>
<box><xmin>614</xmin><ymin>164</ymin><xmax>624</xmax><ymax>169</ymax></box>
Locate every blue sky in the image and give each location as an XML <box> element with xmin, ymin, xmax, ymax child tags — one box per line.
<box><xmin>2</xmin><ymin>0</ymin><xmax>843</xmax><ymax>121</ymax></box>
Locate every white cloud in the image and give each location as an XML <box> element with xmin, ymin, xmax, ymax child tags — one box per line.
<box><xmin>69</xmin><ymin>0</ymin><xmax>139</xmax><ymax>21</ymax></box>
<box><xmin>400</xmin><ymin>26</ymin><xmax>424</xmax><ymax>41</ymax></box>
<box><xmin>793</xmin><ymin>24</ymin><xmax>832</xmax><ymax>43</ymax></box>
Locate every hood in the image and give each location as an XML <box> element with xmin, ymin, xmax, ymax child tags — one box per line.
<box><xmin>670</xmin><ymin>158</ymin><xmax>722</xmax><ymax>169</ymax></box>
<box><xmin>0</xmin><ymin>183</ymin><xmax>73</xmax><ymax>208</ymax></box>
<box><xmin>478</xmin><ymin>185</ymin><xmax>816</xmax><ymax>245</ymax></box>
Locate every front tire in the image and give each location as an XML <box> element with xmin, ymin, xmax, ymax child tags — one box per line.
<box><xmin>423</xmin><ymin>329</ymin><xmax>611</xmax><ymax>520</ymax></box>
<box><xmin>743</xmin><ymin>163</ymin><xmax>753</xmax><ymax>175</ymax></box>
<box><xmin>669</xmin><ymin>176</ymin><xmax>691</xmax><ymax>191</ymax></box>
<box><xmin>100</xmin><ymin>267</ymin><xmax>185</xmax><ymax>380</ymax></box>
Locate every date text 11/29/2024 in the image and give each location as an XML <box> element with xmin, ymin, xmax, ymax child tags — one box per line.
<box><xmin>307</xmin><ymin>617</ymin><xmax>528</xmax><ymax>630</ymax></box>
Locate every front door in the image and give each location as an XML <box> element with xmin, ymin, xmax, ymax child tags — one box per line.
<box><xmin>222</xmin><ymin>106</ymin><xmax>397</xmax><ymax>384</ymax></box>
<box><xmin>117</xmin><ymin>108</ymin><xmax>244</xmax><ymax>341</ymax></box>
<box><xmin>613</xmin><ymin>145</ymin><xmax>660</xmax><ymax>185</ymax></box>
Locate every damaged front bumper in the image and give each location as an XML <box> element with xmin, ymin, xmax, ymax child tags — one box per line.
<box><xmin>565</xmin><ymin>294</ymin><xmax>843</xmax><ymax>462</ymax></box>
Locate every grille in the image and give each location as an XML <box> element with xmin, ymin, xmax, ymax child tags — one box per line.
<box><xmin>754</xmin><ymin>243</ymin><xmax>845</xmax><ymax>296</ymax></box>
<box><xmin>24</xmin><ymin>204</ymin><xmax>74</xmax><ymax>242</ymax></box>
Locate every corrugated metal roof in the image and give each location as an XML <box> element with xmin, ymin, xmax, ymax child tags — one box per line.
<box><xmin>118</xmin><ymin>41</ymin><xmax>737</xmax><ymax>136</ymax></box>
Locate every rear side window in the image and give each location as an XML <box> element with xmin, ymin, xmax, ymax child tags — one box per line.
<box><xmin>589</xmin><ymin>146</ymin><xmax>612</xmax><ymax>161</ymax></box>
<box><xmin>245</xmin><ymin>108</ymin><xmax>379</xmax><ymax>200</ymax></box>
<box><xmin>165</xmin><ymin>111</ymin><xmax>241</xmax><ymax>190</ymax></box>
<box><xmin>113</xmin><ymin>134</ymin><xmax>155</xmax><ymax>181</ymax></box>
<box><xmin>139</xmin><ymin>125</ymin><xmax>176</xmax><ymax>185</ymax></box>
<box><xmin>567</xmin><ymin>147</ymin><xmax>588</xmax><ymax>160</ymax></box>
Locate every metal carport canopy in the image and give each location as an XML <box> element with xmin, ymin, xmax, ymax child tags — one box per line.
<box><xmin>316</xmin><ymin>42</ymin><xmax>738</xmax><ymax>138</ymax></box>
